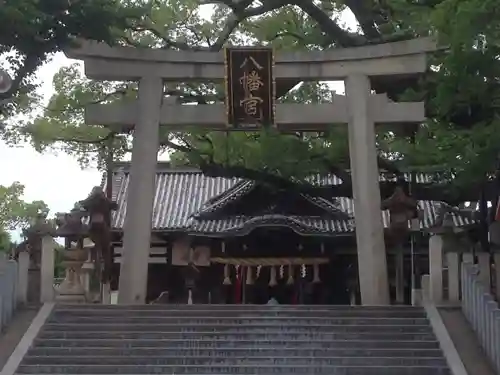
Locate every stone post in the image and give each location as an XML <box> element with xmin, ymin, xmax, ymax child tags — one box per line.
<box><xmin>19</xmin><ymin>214</ymin><xmax>56</xmax><ymax>304</ymax></box>
<box><xmin>494</xmin><ymin>252</ymin><xmax>500</xmax><ymax>302</ymax></box>
<box><xmin>345</xmin><ymin>74</ymin><xmax>389</xmax><ymax>305</ymax></box>
<box><xmin>16</xmin><ymin>251</ymin><xmax>30</xmax><ymax>305</ymax></box>
<box><xmin>429</xmin><ymin>234</ymin><xmax>444</xmax><ymax>303</ymax></box>
<box><xmin>118</xmin><ymin>77</ymin><xmax>163</xmax><ymax>304</ymax></box>
<box><xmin>446</xmin><ymin>251</ymin><xmax>460</xmax><ymax>303</ymax></box>
<box><xmin>410</xmin><ymin>217</ymin><xmax>421</xmax><ymax>306</ymax></box>
<box><xmin>489</xmin><ymin>221</ymin><xmax>500</xmax><ymax>300</ymax></box>
<box><xmin>40</xmin><ymin>235</ymin><xmax>55</xmax><ymax>303</ymax></box>
<box><xmin>477</xmin><ymin>252</ymin><xmax>491</xmax><ymax>289</ymax></box>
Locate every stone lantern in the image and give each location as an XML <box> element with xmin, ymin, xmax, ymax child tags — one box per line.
<box><xmin>381</xmin><ymin>185</ymin><xmax>418</xmax><ymax>304</ymax></box>
<box><xmin>381</xmin><ymin>185</ymin><xmax>418</xmax><ymax>243</ymax></box>
<box><xmin>21</xmin><ymin>214</ymin><xmax>56</xmax><ymax>269</ymax></box>
<box><xmin>54</xmin><ymin>206</ymin><xmax>90</xmax><ymax>302</ymax></box>
<box><xmin>79</xmin><ymin>186</ymin><xmax>117</xmax><ymax>285</ymax></box>
<box><xmin>427</xmin><ymin>211</ymin><xmax>466</xmax><ymax>252</ymax></box>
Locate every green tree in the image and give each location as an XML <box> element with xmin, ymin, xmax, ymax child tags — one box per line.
<box><xmin>0</xmin><ymin>0</ymin><xmax>143</xmax><ymax>122</ymax></box>
<box><xmin>19</xmin><ymin>0</ymin><xmax>500</xmax><ymax>203</ymax></box>
<box><xmin>0</xmin><ymin>181</ymin><xmax>49</xmax><ymax>230</ymax></box>
<box><xmin>0</xmin><ymin>228</ymin><xmax>12</xmax><ymax>252</ymax></box>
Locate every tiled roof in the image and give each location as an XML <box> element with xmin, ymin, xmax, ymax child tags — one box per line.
<box><xmin>105</xmin><ymin>163</ymin><xmax>474</xmax><ymax>236</ymax></box>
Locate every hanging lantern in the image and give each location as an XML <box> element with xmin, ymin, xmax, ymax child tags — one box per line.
<box><xmin>269</xmin><ymin>266</ymin><xmax>277</xmax><ymax>286</ymax></box>
<box><xmin>223</xmin><ymin>264</ymin><xmax>231</xmax><ymax>285</ymax></box>
<box><xmin>313</xmin><ymin>263</ymin><xmax>321</xmax><ymax>283</ymax></box>
<box><xmin>246</xmin><ymin>266</ymin><xmax>254</xmax><ymax>285</ymax></box>
<box><xmin>287</xmin><ymin>264</ymin><xmax>294</xmax><ymax>285</ymax></box>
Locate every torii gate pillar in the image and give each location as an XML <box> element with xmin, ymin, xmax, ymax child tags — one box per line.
<box><xmin>117</xmin><ymin>77</ymin><xmax>163</xmax><ymax>304</ymax></box>
<box><xmin>346</xmin><ymin>74</ymin><xmax>390</xmax><ymax>305</ymax></box>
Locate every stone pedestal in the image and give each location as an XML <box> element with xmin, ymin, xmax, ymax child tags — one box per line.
<box><xmin>27</xmin><ymin>268</ymin><xmax>40</xmax><ymax>304</ymax></box>
<box><xmin>81</xmin><ymin>260</ymin><xmax>96</xmax><ymax>301</ymax></box>
<box><xmin>56</xmin><ymin>249</ymin><xmax>88</xmax><ymax>303</ymax></box>
<box><xmin>395</xmin><ymin>252</ymin><xmax>405</xmax><ymax>304</ymax></box>
<box><xmin>101</xmin><ymin>283</ymin><xmax>111</xmax><ymax>304</ymax></box>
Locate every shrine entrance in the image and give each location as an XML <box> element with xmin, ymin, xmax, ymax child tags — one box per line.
<box><xmin>211</xmin><ymin>258</ymin><xmax>330</xmax><ymax>305</ymax></box>
<box><xmin>67</xmin><ymin>37</ymin><xmax>435</xmax><ymax>305</ymax></box>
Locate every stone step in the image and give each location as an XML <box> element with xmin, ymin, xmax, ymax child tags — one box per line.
<box><xmin>51</xmin><ymin>308</ymin><xmax>426</xmax><ymax>318</ymax></box>
<box><xmin>41</xmin><ymin>323</ymin><xmax>433</xmax><ymax>333</ymax></box>
<box><xmin>21</xmin><ymin>355</ymin><xmax>448</xmax><ymax>367</ymax></box>
<box><xmin>15</xmin><ymin>364</ymin><xmax>451</xmax><ymax>375</ymax></box>
<box><xmin>28</xmin><ymin>347</ymin><xmax>445</xmax><ymax>358</ymax></box>
<box><xmin>33</xmin><ymin>338</ymin><xmax>441</xmax><ymax>349</ymax></box>
<box><xmin>54</xmin><ymin>304</ymin><xmax>425</xmax><ymax>312</ymax></box>
<box><xmin>47</xmin><ymin>316</ymin><xmax>429</xmax><ymax>325</ymax></box>
<box><xmin>37</xmin><ymin>330</ymin><xmax>437</xmax><ymax>341</ymax></box>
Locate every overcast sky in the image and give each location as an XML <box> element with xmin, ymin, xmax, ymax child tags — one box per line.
<box><xmin>1</xmin><ymin>54</ymin><xmax>101</xmax><ymax>242</ymax></box>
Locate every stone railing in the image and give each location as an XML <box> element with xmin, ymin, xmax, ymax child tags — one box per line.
<box><xmin>426</xmin><ymin>233</ymin><xmax>499</xmax><ymax>304</ymax></box>
<box><xmin>422</xmin><ymin>236</ymin><xmax>500</xmax><ymax>374</ymax></box>
<box><xmin>461</xmin><ymin>261</ymin><xmax>500</xmax><ymax>373</ymax></box>
<box><xmin>0</xmin><ymin>252</ymin><xmax>29</xmax><ymax>332</ymax></box>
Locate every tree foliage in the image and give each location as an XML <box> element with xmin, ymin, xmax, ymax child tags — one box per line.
<box><xmin>13</xmin><ymin>0</ymin><xmax>500</xmax><ymax>202</ymax></box>
<box><xmin>0</xmin><ymin>181</ymin><xmax>49</xmax><ymax>230</ymax></box>
<box><xmin>0</xmin><ymin>0</ymin><xmax>143</xmax><ymax>122</ymax></box>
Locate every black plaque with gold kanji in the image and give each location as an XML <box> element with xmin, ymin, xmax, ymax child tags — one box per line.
<box><xmin>225</xmin><ymin>47</ymin><xmax>275</xmax><ymax>129</ymax></box>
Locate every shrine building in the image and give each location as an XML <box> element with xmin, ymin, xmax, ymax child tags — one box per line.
<box><xmin>104</xmin><ymin>162</ymin><xmax>474</xmax><ymax>305</ymax></box>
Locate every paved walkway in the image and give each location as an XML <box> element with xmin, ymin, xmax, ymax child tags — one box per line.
<box><xmin>0</xmin><ymin>306</ymin><xmax>39</xmax><ymax>371</ymax></box>
<box><xmin>439</xmin><ymin>306</ymin><xmax>497</xmax><ymax>375</ymax></box>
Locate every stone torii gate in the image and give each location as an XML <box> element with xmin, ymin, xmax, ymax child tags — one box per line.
<box><xmin>66</xmin><ymin>37</ymin><xmax>435</xmax><ymax>305</ymax></box>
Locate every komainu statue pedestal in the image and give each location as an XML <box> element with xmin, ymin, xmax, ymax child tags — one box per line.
<box><xmin>56</xmin><ymin>248</ymin><xmax>88</xmax><ymax>303</ymax></box>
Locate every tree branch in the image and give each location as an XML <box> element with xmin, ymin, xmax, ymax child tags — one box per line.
<box><xmin>295</xmin><ymin>0</ymin><xmax>368</xmax><ymax>47</ymax></box>
<box><xmin>0</xmin><ymin>53</ymin><xmax>40</xmax><ymax>102</ymax></box>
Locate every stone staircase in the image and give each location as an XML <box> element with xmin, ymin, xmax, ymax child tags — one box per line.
<box><xmin>15</xmin><ymin>304</ymin><xmax>451</xmax><ymax>374</ymax></box>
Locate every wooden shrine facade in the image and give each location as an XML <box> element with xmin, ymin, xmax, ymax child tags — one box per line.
<box><xmin>104</xmin><ymin>162</ymin><xmax>475</xmax><ymax>304</ymax></box>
